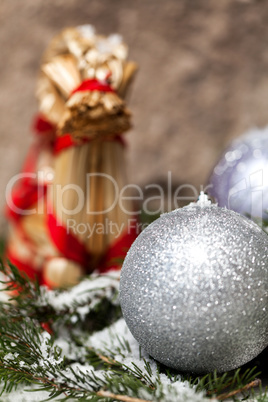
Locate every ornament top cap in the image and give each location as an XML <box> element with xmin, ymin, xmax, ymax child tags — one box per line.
<box><xmin>190</xmin><ymin>191</ymin><xmax>212</xmax><ymax>208</ymax></box>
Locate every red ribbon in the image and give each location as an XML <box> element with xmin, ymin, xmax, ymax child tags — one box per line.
<box><xmin>5</xmin><ymin>115</ymin><xmax>54</xmax><ymax>223</ymax></box>
<box><xmin>6</xmin><ymin>249</ymin><xmax>43</xmax><ymax>283</ymax></box>
<box><xmin>47</xmin><ymin>210</ymin><xmax>139</xmax><ymax>274</ymax></box>
<box><xmin>98</xmin><ymin>218</ymin><xmax>140</xmax><ymax>273</ymax></box>
<box><xmin>33</xmin><ymin>115</ymin><xmax>55</xmax><ymax>135</ymax></box>
<box><xmin>53</xmin><ymin>134</ymin><xmax>77</xmax><ymax>154</ymax></box>
<box><xmin>71</xmin><ymin>78</ymin><xmax>115</xmax><ymax>95</ymax></box>
<box><xmin>47</xmin><ymin>211</ymin><xmax>91</xmax><ymax>268</ymax></box>
<box><xmin>5</xmin><ymin>179</ymin><xmax>47</xmax><ymax>222</ymax></box>
<box><xmin>53</xmin><ymin>134</ymin><xmax>125</xmax><ymax>154</ymax></box>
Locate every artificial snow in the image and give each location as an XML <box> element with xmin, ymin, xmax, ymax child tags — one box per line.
<box><xmin>87</xmin><ymin>318</ymin><xmax>210</xmax><ymax>402</ymax></box>
<box><xmin>0</xmin><ymin>385</ymin><xmax>61</xmax><ymax>402</ymax></box>
<box><xmin>36</xmin><ymin>271</ymin><xmax>120</xmax><ymax>320</ymax></box>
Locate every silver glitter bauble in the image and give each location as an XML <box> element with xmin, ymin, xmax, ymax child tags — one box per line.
<box><xmin>120</xmin><ymin>193</ymin><xmax>268</xmax><ymax>374</ymax></box>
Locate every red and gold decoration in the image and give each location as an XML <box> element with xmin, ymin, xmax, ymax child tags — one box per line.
<box><xmin>5</xmin><ymin>25</ymin><xmax>139</xmax><ymax>288</ymax></box>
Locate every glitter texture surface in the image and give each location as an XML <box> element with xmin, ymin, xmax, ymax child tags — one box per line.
<box><xmin>209</xmin><ymin>127</ymin><xmax>268</xmax><ymax>220</ymax></box>
<box><xmin>120</xmin><ymin>201</ymin><xmax>268</xmax><ymax>374</ymax></box>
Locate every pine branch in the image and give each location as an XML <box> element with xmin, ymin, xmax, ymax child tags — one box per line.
<box><xmin>0</xmin><ymin>265</ymin><xmax>158</xmax><ymax>400</ymax></box>
<box><xmin>191</xmin><ymin>366</ymin><xmax>262</xmax><ymax>399</ymax></box>
<box><xmin>96</xmin><ymin>390</ymin><xmax>151</xmax><ymax>402</ymax></box>
<box><xmin>253</xmin><ymin>389</ymin><xmax>268</xmax><ymax>402</ymax></box>
<box><xmin>216</xmin><ymin>378</ymin><xmax>261</xmax><ymax>400</ymax></box>
<box><xmin>0</xmin><ymin>312</ymin><xmax>196</xmax><ymax>401</ymax></box>
<box><xmin>0</xmin><ymin>260</ymin><xmax>121</xmax><ymax>334</ymax></box>
<box><xmin>0</xmin><ymin>260</ymin><xmax>266</xmax><ymax>401</ymax></box>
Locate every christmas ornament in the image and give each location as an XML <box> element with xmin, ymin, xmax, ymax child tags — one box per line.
<box><xmin>120</xmin><ymin>193</ymin><xmax>268</xmax><ymax>374</ymax></box>
<box><xmin>209</xmin><ymin>127</ymin><xmax>268</xmax><ymax>221</ymax></box>
<box><xmin>5</xmin><ymin>25</ymin><xmax>139</xmax><ymax>288</ymax></box>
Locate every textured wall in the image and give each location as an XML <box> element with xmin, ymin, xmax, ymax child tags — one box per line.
<box><xmin>1</xmin><ymin>0</ymin><xmax>268</xmax><ymax>233</ymax></box>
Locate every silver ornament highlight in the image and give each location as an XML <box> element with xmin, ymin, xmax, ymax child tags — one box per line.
<box><xmin>120</xmin><ymin>194</ymin><xmax>268</xmax><ymax>374</ymax></box>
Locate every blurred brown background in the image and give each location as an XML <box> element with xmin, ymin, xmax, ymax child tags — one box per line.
<box><xmin>1</xmin><ymin>0</ymin><xmax>268</xmax><ymax>233</ymax></box>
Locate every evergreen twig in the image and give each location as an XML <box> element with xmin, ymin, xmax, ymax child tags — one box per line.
<box><xmin>216</xmin><ymin>378</ymin><xmax>261</xmax><ymax>400</ymax></box>
<box><xmin>96</xmin><ymin>390</ymin><xmax>151</xmax><ymax>402</ymax></box>
<box><xmin>0</xmin><ymin>260</ymin><xmax>266</xmax><ymax>401</ymax></box>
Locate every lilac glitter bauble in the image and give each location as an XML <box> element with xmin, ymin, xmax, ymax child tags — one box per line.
<box><xmin>209</xmin><ymin>127</ymin><xmax>268</xmax><ymax>220</ymax></box>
